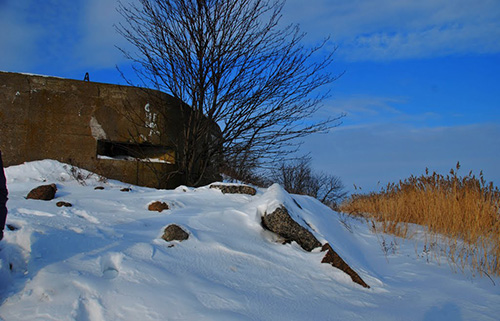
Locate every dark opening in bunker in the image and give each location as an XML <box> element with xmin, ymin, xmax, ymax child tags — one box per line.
<box><xmin>97</xmin><ymin>140</ymin><xmax>175</xmax><ymax>164</ymax></box>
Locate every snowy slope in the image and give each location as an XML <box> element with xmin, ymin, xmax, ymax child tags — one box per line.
<box><xmin>0</xmin><ymin>160</ymin><xmax>499</xmax><ymax>321</ymax></box>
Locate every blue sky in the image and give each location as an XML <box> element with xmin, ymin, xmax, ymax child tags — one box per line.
<box><xmin>1</xmin><ymin>0</ymin><xmax>499</xmax><ymax>192</ymax></box>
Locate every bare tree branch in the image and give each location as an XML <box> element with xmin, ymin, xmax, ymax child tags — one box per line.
<box><xmin>272</xmin><ymin>157</ymin><xmax>347</xmax><ymax>209</ymax></box>
<box><xmin>116</xmin><ymin>0</ymin><xmax>344</xmax><ymax>185</ymax></box>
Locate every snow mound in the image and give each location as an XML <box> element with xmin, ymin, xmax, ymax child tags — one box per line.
<box><xmin>1</xmin><ymin>160</ymin><xmax>499</xmax><ymax>321</ymax></box>
<box><xmin>5</xmin><ymin>160</ymin><xmax>110</xmax><ymax>186</ymax></box>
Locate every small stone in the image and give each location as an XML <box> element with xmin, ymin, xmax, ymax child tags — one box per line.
<box><xmin>6</xmin><ymin>224</ymin><xmax>18</xmax><ymax>231</ymax></box>
<box><xmin>120</xmin><ymin>188</ymin><xmax>131</xmax><ymax>192</ymax></box>
<box><xmin>94</xmin><ymin>186</ymin><xmax>105</xmax><ymax>190</ymax></box>
<box><xmin>162</xmin><ymin>224</ymin><xmax>189</xmax><ymax>242</ymax></box>
<box><xmin>148</xmin><ymin>201</ymin><xmax>169</xmax><ymax>212</ymax></box>
<box><xmin>56</xmin><ymin>201</ymin><xmax>72</xmax><ymax>207</ymax></box>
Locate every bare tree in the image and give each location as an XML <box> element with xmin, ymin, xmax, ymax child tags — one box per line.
<box><xmin>272</xmin><ymin>157</ymin><xmax>347</xmax><ymax>210</ymax></box>
<box><xmin>315</xmin><ymin>172</ymin><xmax>347</xmax><ymax>210</ymax></box>
<box><xmin>273</xmin><ymin>157</ymin><xmax>318</xmax><ymax>196</ymax></box>
<box><xmin>116</xmin><ymin>0</ymin><xmax>343</xmax><ymax>186</ymax></box>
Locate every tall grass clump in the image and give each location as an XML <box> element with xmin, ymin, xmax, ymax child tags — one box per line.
<box><xmin>340</xmin><ymin>162</ymin><xmax>500</xmax><ymax>276</ymax></box>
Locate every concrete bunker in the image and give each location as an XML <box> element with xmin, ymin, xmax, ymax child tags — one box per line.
<box><xmin>0</xmin><ymin>71</ymin><xmax>215</xmax><ymax>188</ymax></box>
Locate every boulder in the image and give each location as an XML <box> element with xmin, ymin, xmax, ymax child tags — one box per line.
<box><xmin>210</xmin><ymin>184</ymin><xmax>256</xmax><ymax>196</ymax></box>
<box><xmin>148</xmin><ymin>201</ymin><xmax>169</xmax><ymax>212</ymax></box>
<box><xmin>262</xmin><ymin>205</ymin><xmax>370</xmax><ymax>288</ymax></box>
<box><xmin>261</xmin><ymin>206</ymin><xmax>321</xmax><ymax>252</ymax></box>
<box><xmin>321</xmin><ymin>243</ymin><xmax>370</xmax><ymax>288</ymax></box>
<box><xmin>26</xmin><ymin>184</ymin><xmax>57</xmax><ymax>201</ymax></box>
<box><xmin>162</xmin><ymin>224</ymin><xmax>189</xmax><ymax>242</ymax></box>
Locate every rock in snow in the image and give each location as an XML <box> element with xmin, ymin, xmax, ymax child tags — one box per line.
<box><xmin>262</xmin><ymin>205</ymin><xmax>370</xmax><ymax>288</ymax></box>
<box><xmin>210</xmin><ymin>183</ymin><xmax>257</xmax><ymax>195</ymax></box>
<box><xmin>56</xmin><ymin>201</ymin><xmax>72</xmax><ymax>207</ymax></box>
<box><xmin>261</xmin><ymin>205</ymin><xmax>321</xmax><ymax>252</ymax></box>
<box><xmin>148</xmin><ymin>201</ymin><xmax>170</xmax><ymax>212</ymax></box>
<box><xmin>162</xmin><ymin>224</ymin><xmax>189</xmax><ymax>242</ymax></box>
<box><xmin>322</xmin><ymin>243</ymin><xmax>370</xmax><ymax>288</ymax></box>
<box><xmin>26</xmin><ymin>183</ymin><xmax>57</xmax><ymax>200</ymax></box>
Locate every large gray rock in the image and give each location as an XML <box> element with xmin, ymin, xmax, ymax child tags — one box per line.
<box><xmin>261</xmin><ymin>206</ymin><xmax>321</xmax><ymax>252</ymax></box>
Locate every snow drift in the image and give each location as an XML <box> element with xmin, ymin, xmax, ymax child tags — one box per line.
<box><xmin>0</xmin><ymin>160</ymin><xmax>499</xmax><ymax>321</ymax></box>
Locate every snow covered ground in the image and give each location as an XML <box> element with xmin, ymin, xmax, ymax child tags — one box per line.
<box><xmin>0</xmin><ymin>160</ymin><xmax>499</xmax><ymax>321</ymax></box>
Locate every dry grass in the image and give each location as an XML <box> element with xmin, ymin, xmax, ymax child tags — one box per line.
<box><xmin>340</xmin><ymin>162</ymin><xmax>500</xmax><ymax>276</ymax></box>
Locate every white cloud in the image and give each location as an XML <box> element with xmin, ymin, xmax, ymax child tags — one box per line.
<box><xmin>0</xmin><ymin>0</ymin><xmax>129</xmax><ymax>75</ymax></box>
<box><xmin>73</xmin><ymin>0</ymin><xmax>132</xmax><ymax>69</ymax></box>
<box><xmin>283</xmin><ymin>0</ymin><xmax>500</xmax><ymax>60</ymax></box>
<box><xmin>0</xmin><ymin>1</ymin><xmax>44</xmax><ymax>71</ymax></box>
<box><xmin>345</xmin><ymin>22</ymin><xmax>500</xmax><ymax>61</ymax></box>
<box><xmin>323</xmin><ymin>95</ymin><xmax>405</xmax><ymax>118</ymax></box>
<box><xmin>2</xmin><ymin>0</ymin><xmax>498</xmax><ymax>73</ymax></box>
<box><xmin>318</xmin><ymin>95</ymin><xmax>447</xmax><ymax>127</ymax></box>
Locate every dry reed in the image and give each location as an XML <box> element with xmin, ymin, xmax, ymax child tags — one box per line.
<box><xmin>340</xmin><ymin>162</ymin><xmax>500</xmax><ymax>276</ymax></box>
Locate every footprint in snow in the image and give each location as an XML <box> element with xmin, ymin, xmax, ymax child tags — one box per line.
<box><xmin>73</xmin><ymin>295</ymin><xmax>106</xmax><ymax>321</ymax></box>
<box><xmin>0</xmin><ymin>242</ymin><xmax>28</xmax><ymax>275</ymax></box>
<box><xmin>72</xmin><ymin>209</ymin><xmax>100</xmax><ymax>224</ymax></box>
<box><xmin>100</xmin><ymin>252</ymin><xmax>123</xmax><ymax>279</ymax></box>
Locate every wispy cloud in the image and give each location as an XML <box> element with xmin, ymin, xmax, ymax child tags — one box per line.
<box><xmin>319</xmin><ymin>95</ymin><xmax>447</xmax><ymax>127</ymax></box>
<box><xmin>74</xmin><ymin>0</ymin><xmax>132</xmax><ymax>69</ymax></box>
<box><xmin>284</xmin><ymin>0</ymin><xmax>500</xmax><ymax>60</ymax></box>
<box><xmin>325</xmin><ymin>95</ymin><xmax>405</xmax><ymax>117</ymax></box>
<box><xmin>0</xmin><ymin>1</ymin><xmax>44</xmax><ymax>71</ymax></box>
<box><xmin>0</xmin><ymin>0</ymin><xmax>128</xmax><ymax>75</ymax></box>
<box><xmin>2</xmin><ymin>0</ymin><xmax>498</xmax><ymax>73</ymax></box>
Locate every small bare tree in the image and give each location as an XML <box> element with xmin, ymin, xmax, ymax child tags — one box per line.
<box><xmin>272</xmin><ymin>157</ymin><xmax>347</xmax><ymax>210</ymax></box>
<box><xmin>315</xmin><ymin>173</ymin><xmax>347</xmax><ymax>210</ymax></box>
<box><xmin>117</xmin><ymin>0</ymin><xmax>343</xmax><ymax>186</ymax></box>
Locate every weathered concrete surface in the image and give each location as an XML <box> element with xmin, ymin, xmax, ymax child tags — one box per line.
<box><xmin>0</xmin><ymin>71</ymin><xmax>199</xmax><ymax>188</ymax></box>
